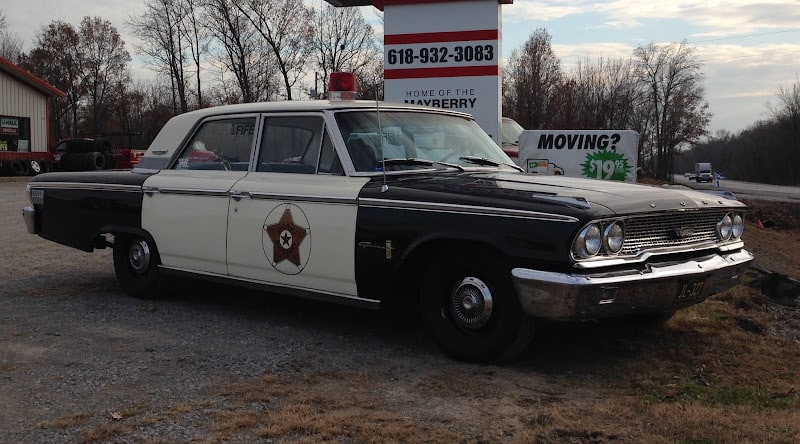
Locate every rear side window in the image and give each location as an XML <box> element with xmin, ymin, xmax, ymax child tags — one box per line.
<box><xmin>174</xmin><ymin>117</ymin><xmax>257</xmax><ymax>171</ymax></box>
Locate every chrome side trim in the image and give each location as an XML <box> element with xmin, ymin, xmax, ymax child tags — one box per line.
<box><xmin>158</xmin><ymin>265</ymin><xmax>380</xmax><ymax>308</ymax></box>
<box><xmin>358</xmin><ymin>198</ymin><xmax>579</xmax><ymax>222</ymax></box>
<box><xmin>152</xmin><ymin>187</ymin><xmax>231</xmax><ymax>197</ymax></box>
<box><xmin>248</xmin><ymin>191</ymin><xmax>357</xmax><ymax>205</ymax></box>
<box><xmin>27</xmin><ymin>182</ymin><xmax>142</xmax><ymax>193</ymax></box>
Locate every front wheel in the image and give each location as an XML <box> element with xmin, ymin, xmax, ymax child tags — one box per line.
<box><xmin>113</xmin><ymin>234</ymin><xmax>164</xmax><ymax>298</ymax></box>
<box><xmin>420</xmin><ymin>248</ymin><xmax>534</xmax><ymax>363</ymax></box>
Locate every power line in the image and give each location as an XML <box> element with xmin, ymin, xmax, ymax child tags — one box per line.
<box><xmin>688</xmin><ymin>28</ymin><xmax>800</xmax><ymax>44</ymax></box>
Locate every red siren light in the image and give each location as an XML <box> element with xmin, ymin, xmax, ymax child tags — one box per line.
<box><xmin>328</xmin><ymin>72</ymin><xmax>358</xmax><ymax>100</ymax></box>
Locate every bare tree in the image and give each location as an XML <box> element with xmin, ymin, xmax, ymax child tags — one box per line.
<box><xmin>129</xmin><ymin>0</ymin><xmax>190</xmax><ymax>113</ymax></box>
<box><xmin>0</xmin><ymin>10</ymin><xmax>24</xmax><ymax>61</ymax></box>
<box><xmin>311</xmin><ymin>5</ymin><xmax>378</xmax><ymax>98</ymax></box>
<box><xmin>235</xmin><ymin>0</ymin><xmax>314</xmax><ymax>100</ymax></box>
<box><xmin>502</xmin><ymin>28</ymin><xmax>562</xmax><ymax>130</ymax></box>
<box><xmin>633</xmin><ymin>42</ymin><xmax>710</xmax><ymax>180</ymax></box>
<box><xmin>204</xmin><ymin>0</ymin><xmax>279</xmax><ymax>103</ymax></box>
<box><xmin>179</xmin><ymin>0</ymin><xmax>209</xmax><ymax>107</ymax></box>
<box><xmin>79</xmin><ymin>16</ymin><xmax>131</xmax><ymax>135</ymax></box>
<box><xmin>573</xmin><ymin>56</ymin><xmax>640</xmax><ymax>129</ymax></box>
<box><xmin>20</xmin><ymin>21</ymin><xmax>84</xmax><ymax>139</ymax></box>
<box><xmin>768</xmin><ymin>76</ymin><xmax>800</xmax><ymax>183</ymax></box>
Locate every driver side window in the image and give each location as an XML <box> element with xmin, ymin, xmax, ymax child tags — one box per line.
<box><xmin>174</xmin><ymin>117</ymin><xmax>256</xmax><ymax>171</ymax></box>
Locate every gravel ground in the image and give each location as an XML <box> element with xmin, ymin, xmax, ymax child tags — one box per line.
<box><xmin>4</xmin><ymin>176</ymin><xmax>797</xmax><ymax>443</ymax></box>
<box><xmin>0</xmin><ymin>177</ymin><xmax>454</xmax><ymax>442</ymax></box>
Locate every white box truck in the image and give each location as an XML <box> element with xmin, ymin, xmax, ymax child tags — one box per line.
<box><xmin>695</xmin><ymin>162</ymin><xmax>713</xmax><ymax>183</ymax></box>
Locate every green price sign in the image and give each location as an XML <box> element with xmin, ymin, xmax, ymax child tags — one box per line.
<box><xmin>581</xmin><ymin>150</ymin><xmax>632</xmax><ymax>181</ymax></box>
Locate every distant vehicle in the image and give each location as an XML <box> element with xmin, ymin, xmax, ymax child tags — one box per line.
<box><xmin>684</xmin><ymin>172</ymin><xmax>696</xmax><ymax>179</ymax></box>
<box><xmin>500</xmin><ymin>117</ymin><xmax>525</xmax><ymax>159</ymax></box>
<box><xmin>715</xmin><ymin>172</ymin><xmax>728</xmax><ymax>180</ymax></box>
<box><xmin>694</xmin><ymin>162</ymin><xmax>713</xmax><ymax>183</ymax></box>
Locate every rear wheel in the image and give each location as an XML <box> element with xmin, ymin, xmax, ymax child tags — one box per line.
<box><xmin>113</xmin><ymin>234</ymin><xmax>164</xmax><ymax>299</ymax></box>
<box><xmin>420</xmin><ymin>248</ymin><xmax>534</xmax><ymax>363</ymax></box>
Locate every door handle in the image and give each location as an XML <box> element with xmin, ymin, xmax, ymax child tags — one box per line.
<box><xmin>231</xmin><ymin>191</ymin><xmax>251</xmax><ymax>201</ymax></box>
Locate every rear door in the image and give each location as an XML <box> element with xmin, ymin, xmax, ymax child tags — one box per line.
<box><xmin>142</xmin><ymin>115</ymin><xmax>258</xmax><ymax>275</ymax></box>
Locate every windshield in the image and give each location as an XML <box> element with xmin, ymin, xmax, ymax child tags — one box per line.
<box><xmin>501</xmin><ymin>117</ymin><xmax>525</xmax><ymax>145</ymax></box>
<box><xmin>335</xmin><ymin>110</ymin><xmax>514</xmax><ymax>173</ymax></box>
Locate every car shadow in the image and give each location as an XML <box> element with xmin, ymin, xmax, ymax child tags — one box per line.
<box><xmin>154</xmin><ymin>277</ymin><xmax>675</xmax><ymax>371</ymax></box>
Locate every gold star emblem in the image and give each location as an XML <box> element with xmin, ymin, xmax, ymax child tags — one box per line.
<box><xmin>265</xmin><ymin>207</ymin><xmax>307</xmax><ymax>267</ymax></box>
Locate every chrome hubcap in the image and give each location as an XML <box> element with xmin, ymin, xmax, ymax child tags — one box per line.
<box><xmin>128</xmin><ymin>240</ymin><xmax>151</xmax><ymax>275</ymax></box>
<box><xmin>449</xmin><ymin>277</ymin><xmax>493</xmax><ymax>330</ymax></box>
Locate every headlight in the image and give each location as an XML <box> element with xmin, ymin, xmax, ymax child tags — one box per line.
<box><xmin>717</xmin><ymin>213</ymin><xmax>733</xmax><ymax>240</ymax></box>
<box><xmin>573</xmin><ymin>223</ymin><xmax>602</xmax><ymax>258</ymax></box>
<box><xmin>603</xmin><ymin>221</ymin><xmax>625</xmax><ymax>254</ymax></box>
<box><xmin>731</xmin><ymin>213</ymin><xmax>744</xmax><ymax>240</ymax></box>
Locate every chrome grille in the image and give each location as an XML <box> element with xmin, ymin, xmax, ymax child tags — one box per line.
<box><xmin>620</xmin><ymin>210</ymin><xmax>728</xmax><ymax>255</ymax></box>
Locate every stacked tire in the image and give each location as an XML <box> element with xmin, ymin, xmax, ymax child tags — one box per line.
<box><xmin>9</xmin><ymin>160</ymin><xmax>29</xmax><ymax>176</ymax></box>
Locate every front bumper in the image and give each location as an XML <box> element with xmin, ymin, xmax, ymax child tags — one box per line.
<box><xmin>23</xmin><ymin>206</ymin><xmax>37</xmax><ymax>234</ymax></box>
<box><xmin>512</xmin><ymin>249</ymin><xmax>754</xmax><ymax>320</ymax></box>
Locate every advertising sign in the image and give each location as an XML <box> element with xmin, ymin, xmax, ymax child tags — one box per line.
<box><xmin>1</xmin><ymin>117</ymin><xmax>19</xmax><ymax>135</ymax></box>
<box><xmin>518</xmin><ymin>130</ymin><xmax>640</xmax><ymax>182</ymax></box>
<box><xmin>383</xmin><ymin>0</ymin><xmax>502</xmax><ymax>144</ymax></box>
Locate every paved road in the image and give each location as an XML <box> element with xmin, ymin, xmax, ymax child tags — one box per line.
<box><xmin>672</xmin><ymin>175</ymin><xmax>800</xmax><ymax>202</ymax></box>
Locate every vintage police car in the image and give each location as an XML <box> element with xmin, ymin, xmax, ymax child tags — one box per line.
<box><xmin>22</xmin><ymin>77</ymin><xmax>753</xmax><ymax>362</ymax></box>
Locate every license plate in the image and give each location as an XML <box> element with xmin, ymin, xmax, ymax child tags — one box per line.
<box><xmin>676</xmin><ymin>279</ymin><xmax>705</xmax><ymax>304</ymax></box>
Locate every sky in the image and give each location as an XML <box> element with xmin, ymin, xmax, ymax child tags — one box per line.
<box><xmin>2</xmin><ymin>0</ymin><xmax>799</xmax><ymax>135</ymax></box>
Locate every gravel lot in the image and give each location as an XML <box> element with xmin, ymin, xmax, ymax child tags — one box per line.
<box><xmin>3</xmin><ymin>176</ymin><xmax>798</xmax><ymax>443</ymax></box>
<box><xmin>0</xmin><ymin>177</ymin><xmax>448</xmax><ymax>442</ymax></box>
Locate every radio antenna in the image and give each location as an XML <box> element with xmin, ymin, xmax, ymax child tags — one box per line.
<box><xmin>375</xmin><ymin>81</ymin><xmax>388</xmax><ymax>193</ymax></box>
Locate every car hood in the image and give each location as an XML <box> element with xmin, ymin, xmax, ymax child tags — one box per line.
<box><xmin>365</xmin><ymin>171</ymin><xmax>745</xmax><ymax>218</ymax></box>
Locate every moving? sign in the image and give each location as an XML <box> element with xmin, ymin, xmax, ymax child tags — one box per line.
<box><xmin>518</xmin><ymin>130</ymin><xmax>640</xmax><ymax>182</ymax></box>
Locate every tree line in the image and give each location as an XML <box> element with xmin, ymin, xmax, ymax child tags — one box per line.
<box><xmin>503</xmin><ymin>28</ymin><xmax>799</xmax><ymax>184</ymax></box>
<box><xmin>0</xmin><ymin>2</ymin><xmax>381</xmax><ymax>150</ymax></box>
<box><xmin>502</xmin><ymin>28</ymin><xmax>710</xmax><ymax>181</ymax></box>
<box><xmin>3</xmin><ymin>9</ymin><xmax>797</xmax><ymax>184</ymax></box>
<box><xmin>676</xmin><ymin>78</ymin><xmax>800</xmax><ymax>186</ymax></box>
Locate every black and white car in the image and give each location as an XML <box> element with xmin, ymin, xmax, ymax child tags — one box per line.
<box><xmin>23</xmin><ymin>77</ymin><xmax>753</xmax><ymax>362</ymax></box>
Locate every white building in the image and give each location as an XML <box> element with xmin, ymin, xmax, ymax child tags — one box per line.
<box><xmin>0</xmin><ymin>56</ymin><xmax>65</xmax><ymax>153</ymax></box>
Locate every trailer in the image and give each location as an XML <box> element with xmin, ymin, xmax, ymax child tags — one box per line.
<box><xmin>0</xmin><ymin>138</ymin><xmax>143</xmax><ymax>176</ymax></box>
<box><xmin>0</xmin><ymin>151</ymin><xmax>54</xmax><ymax>176</ymax></box>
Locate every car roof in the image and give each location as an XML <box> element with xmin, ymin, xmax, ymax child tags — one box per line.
<box><xmin>176</xmin><ymin>100</ymin><xmax>473</xmax><ymax>120</ymax></box>
<box><xmin>138</xmin><ymin>100</ymin><xmax>475</xmax><ymax>170</ymax></box>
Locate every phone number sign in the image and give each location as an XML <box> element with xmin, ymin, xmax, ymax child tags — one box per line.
<box><xmin>383</xmin><ymin>0</ymin><xmax>503</xmax><ymax>144</ymax></box>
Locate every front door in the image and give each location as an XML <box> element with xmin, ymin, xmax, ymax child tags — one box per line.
<box><xmin>226</xmin><ymin>114</ymin><xmax>368</xmax><ymax>296</ymax></box>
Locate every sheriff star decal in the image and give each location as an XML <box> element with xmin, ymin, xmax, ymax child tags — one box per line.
<box><xmin>263</xmin><ymin>204</ymin><xmax>311</xmax><ymax>275</ymax></box>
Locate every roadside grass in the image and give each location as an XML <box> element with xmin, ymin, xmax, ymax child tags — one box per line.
<box><xmin>34</xmin><ymin>283</ymin><xmax>800</xmax><ymax>443</ymax></box>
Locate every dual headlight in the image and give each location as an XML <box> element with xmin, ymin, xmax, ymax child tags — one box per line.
<box><xmin>572</xmin><ymin>212</ymin><xmax>746</xmax><ymax>260</ymax></box>
<box><xmin>718</xmin><ymin>212</ymin><xmax>744</xmax><ymax>241</ymax></box>
<box><xmin>572</xmin><ymin>220</ymin><xmax>625</xmax><ymax>259</ymax></box>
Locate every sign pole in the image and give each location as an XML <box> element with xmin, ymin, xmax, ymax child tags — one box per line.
<box><xmin>324</xmin><ymin>0</ymin><xmax>511</xmax><ymax>146</ymax></box>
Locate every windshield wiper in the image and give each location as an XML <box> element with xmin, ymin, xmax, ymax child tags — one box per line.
<box><xmin>381</xmin><ymin>158</ymin><xmax>465</xmax><ymax>172</ymax></box>
<box><xmin>458</xmin><ymin>156</ymin><xmax>524</xmax><ymax>172</ymax></box>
